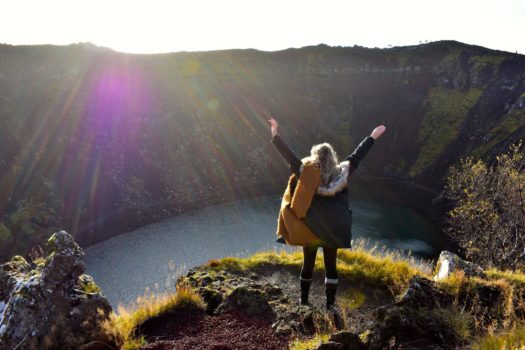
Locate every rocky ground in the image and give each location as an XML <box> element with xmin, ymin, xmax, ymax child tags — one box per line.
<box><xmin>134</xmin><ymin>263</ymin><xmax>444</xmax><ymax>350</ymax></box>
<box><xmin>2</xmin><ymin>231</ymin><xmax>521</xmax><ymax>349</ymax></box>
<box><xmin>140</xmin><ymin>309</ymin><xmax>287</xmax><ymax>350</ymax></box>
<box><xmin>134</xmin><ymin>251</ymin><xmax>521</xmax><ymax>350</ymax></box>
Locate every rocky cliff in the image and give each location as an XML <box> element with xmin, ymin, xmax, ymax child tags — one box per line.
<box><xmin>1</xmin><ymin>41</ymin><xmax>524</xmax><ymax>258</ymax></box>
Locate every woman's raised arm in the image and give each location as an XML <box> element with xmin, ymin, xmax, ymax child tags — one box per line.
<box><xmin>268</xmin><ymin>117</ymin><xmax>302</xmax><ymax>176</ymax></box>
<box><xmin>344</xmin><ymin>125</ymin><xmax>386</xmax><ymax>173</ymax></box>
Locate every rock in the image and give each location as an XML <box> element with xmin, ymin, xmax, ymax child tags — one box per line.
<box><xmin>315</xmin><ymin>341</ymin><xmax>345</xmax><ymax>350</ymax></box>
<box><xmin>433</xmin><ymin>250</ymin><xmax>485</xmax><ymax>281</ymax></box>
<box><xmin>367</xmin><ymin>305</ymin><xmax>460</xmax><ymax>350</ymax></box>
<box><xmin>178</xmin><ymin>267</ymin><xmax>329</xmax><ymax>336</ymax></box>
<box><xmin>364</xmin><ymin>276</ymin><xmax>464</xmax><ymax>349</ymax></box>
<box><xmin>329</xmin><ymin>331</ymin><xmax>365</xmax><ymax>350</ymax></box>
<box><xmin>216</xmin><ymin>285</ymin><xmax>276</xmax><ymax>318</ymax></box>
<box><xmin>397</xmin><ymin>276</ymin><xmax>453</xmax><ymax>309</ymax></box>
<box><xmin>459</xmin><ymin>282</ymin><xmax>512</xmax><ymax>330</ymax></box>
<box><xmin>0</xmin><ymin>231</ymin><xmax>114</xmax><ymax>349</ymax></box>
<box><xmin>270</xmin><ymin>305</ymin><xmax>322</xmax><ymax>336</ymax></box>
<box><xmin>200</xmin><ymin>286</ymin><xmax>223</xmax><ymax>314</ymax></box>
<box><xmin>272</xmin><ymin>322</ymin><xmax>293</xmax><ymax>336</ymax></box>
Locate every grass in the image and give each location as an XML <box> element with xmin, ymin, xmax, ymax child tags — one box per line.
<box><xmin>102</xmin><ymin>242</ymin><xmax>525</xmax><ymax>350</ymax></box>
<box><xmin>102</xmin><ymin>285</ymin><xmax>205</xmax><ymax>350</ymax></box>
<box><xmin>207</xmin><ymin>239</ymin><xmax>431</xmax><ymax>296</ymax></box>
<box><xmin>433</xmin><ymin>306</ymin><xmax>472</xmax><ymax>342</ymax></box>
<box><xmin>471</xmin><ymin>323</ymin><xmax>525</xmax><ymax>350</ymax></box>
<box><xmin>486</xmin><ymin>269</ymin><xmax>525</xmax><ymax>287</ymax></box>
<box><xmin>288</xmin><ymin>311</ymin><xmax>340</xmax><ymax>350</ymax></box>
<box><xmin>336</xmin><ymin>242</ymin><xmax>427</xmax><ymax>295</ymax></box>
<box><xmin>339</xmin><ymin>288</ymin><xmax>366</xmax><ymax>309</ymax></box>
<box><xmin>410</xmin><ymin>87</ymin><xmax>484</xmax><ymax>177</ymax></box>
<box><xmin>436</xmin><ymin>270</ymin><xmax>516</xmax><ymax>333</ymax></box>
<box><xmin>469</xmin><ymin>55</ymin><xmax>506</xmax><ymax>74</ymax></box>
<box><xmin>472</xmin><ymin>109</ymin><xmax>525</xmax><ymax>158</ymax></box>
<box><xmin>289</xmin><ymin>332</ymin><xmax>331</xmax><ymax>350</ymax></box>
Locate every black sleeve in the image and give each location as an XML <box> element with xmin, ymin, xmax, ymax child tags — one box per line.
<box><xmin>344</xmin><ymin>136</ymin><xmax>375</xmax><ymax>172</ymax></box>
<box><xmin>271</xmin><ymin>134</ymin><xmax>302</xmax><ymax>176</ymax></box>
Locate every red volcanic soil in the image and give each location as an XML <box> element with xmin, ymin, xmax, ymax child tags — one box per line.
<box><xmin>140</xmin><ymin>309</ymin><xmax>289</xmax><ymax>350</ymax></box>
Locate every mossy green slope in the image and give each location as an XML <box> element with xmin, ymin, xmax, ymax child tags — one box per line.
<box><xmin>410</xmin><ymin>86</ymin><xmax>484</xmax><ymax>176</ymax></box>
<box><xmin>472</xmin><ymin>108</ymin><xmax>525</xmax><ymax>158</ymax></box>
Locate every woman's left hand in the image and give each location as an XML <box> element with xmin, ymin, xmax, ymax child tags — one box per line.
<box><xmin>370</xmin><ymin>125</ymin><xmax>386</xmax><ymax>140</ymax></box>
<box><xmin>268</xmin><ymin>117</ymin><xmax>279</xmax><ymax>137</ymax></box>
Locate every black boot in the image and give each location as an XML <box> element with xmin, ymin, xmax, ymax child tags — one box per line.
<box><xmin>325</xmin><ymin>282</ymin><xmax>338</xmax><ymax>310</ymax></box>
<box><xmin>300</xmin><ymin>278</ymin><xmax>312</xmax><ymax>305</ymax></box>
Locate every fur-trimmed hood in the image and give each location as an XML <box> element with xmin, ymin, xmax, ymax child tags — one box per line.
<box><xmin>299</xmin><ymin>160</ymin><xmax>350</xmax><ymax>197</ymax></box>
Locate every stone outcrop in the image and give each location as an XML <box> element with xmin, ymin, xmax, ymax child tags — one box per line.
<box><xmin>0</xmin><ymin>231</ymin><xmax>113</xmax><ymax>349</ymax></box>
<box><xmin>326</xmin><ymin>331</ymin><xmax>365</xmax><ymax>350</ymax></box>
<box><xmin>160</xmin><ymin>254</ymin><xmax>512</xmax><ymax>350</ymax></box>
<box><xmin>177</xmin><ymin>266</ymin><xmax>331</xmax><ymax>337</ymax></box>
<box><xmin>433</xmin><ymin>250</ymin><xmax>485</xmax><ymax>281</ymax></box>
<box><xmin>398</xmin><ymin>276</ymin><xmax>453</xmax><ymax>309</ymax></box>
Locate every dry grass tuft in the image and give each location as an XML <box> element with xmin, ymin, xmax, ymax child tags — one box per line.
<box><xmin>471</xmin><ymin>323</ymin><xmax>525</xmax><ymax>350</ymax></box>
<box><xmin>102</xmin><ymin>284</ymin><xmax>205</xmax><ymax>350</ymax></box>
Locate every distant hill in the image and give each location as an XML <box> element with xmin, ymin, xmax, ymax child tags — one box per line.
<box><xmin>1</xmin><ymin>40</ymin><xmax>524</xmax><ymax>258</ymax></box>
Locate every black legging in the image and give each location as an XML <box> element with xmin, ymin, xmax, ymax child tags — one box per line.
<box><xmin>300</xmin><ymin>247</ymin><xmax>338</xmax><ymax>281</ymax></box>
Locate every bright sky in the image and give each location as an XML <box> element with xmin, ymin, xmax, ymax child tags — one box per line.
<box><xmin>1</xmin><ymin>0</ymin><xmax>524</xmax><ymax>54</ymax></box>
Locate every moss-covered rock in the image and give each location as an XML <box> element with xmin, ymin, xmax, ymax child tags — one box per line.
<box><xmin>0</xmin><ymin>231</ymin><xmax>113</xmax><ymax>350</ymax></box>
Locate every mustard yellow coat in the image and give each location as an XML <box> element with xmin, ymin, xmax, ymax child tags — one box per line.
<box><xmin>276</xmin><ymin>164</ymin><xmax>324</xmax><ymax>246</ymax></box>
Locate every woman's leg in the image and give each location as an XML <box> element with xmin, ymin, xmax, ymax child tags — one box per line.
<box><xmin>323</xmin><ymin>247</ymin><xmax>338</xmax><ymax>309</ymax></box>
<box><xmin>300</xmin><ymin>247</ymin><xmax>318</xmax><ymax>305</ymax></box>
<box><xmin>301</xmin><ymin>246</ymin><xmax>318</xmax><ymax>280</ymax></box>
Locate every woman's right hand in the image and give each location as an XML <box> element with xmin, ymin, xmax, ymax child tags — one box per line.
<box><xmin>268</xmin><ymin>117</ymin><xmax>279</xmax><ymax>137</ymax></box>
<box><xmin>370</xmin><ymin>125</ymin><xmax>386</xmax><ymax>140</ymax></box>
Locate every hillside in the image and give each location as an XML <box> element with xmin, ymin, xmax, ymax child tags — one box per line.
<box><xmin>1</xmin><ymin>41</ymin><xmax>525</xmax><ymax>258</ymax></box>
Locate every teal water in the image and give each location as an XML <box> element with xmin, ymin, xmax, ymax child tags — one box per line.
<box><xmin>83</xmin><ymin>180</ymin><xmax>442</xmax><ymax>307</ymax></box>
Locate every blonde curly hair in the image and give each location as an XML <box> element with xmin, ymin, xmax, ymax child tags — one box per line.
<box><xmin>302</xmin><ymin>142</ymin><xmax>340</xmax><ymax>185</ymax></box>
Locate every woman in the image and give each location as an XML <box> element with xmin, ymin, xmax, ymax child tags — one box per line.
<box><xmin>268</xmin><ymin>117</ymin><xmax>385</xmax><ymax>309</ymax></box>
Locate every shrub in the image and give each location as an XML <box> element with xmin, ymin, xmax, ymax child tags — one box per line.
<box><xmin>443</xmin><ymin>141</ymin><xmax>525</xmax><ymax>270</ymax></box>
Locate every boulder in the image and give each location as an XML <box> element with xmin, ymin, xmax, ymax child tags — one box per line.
<box><xmin>315</xmin><ymin>341</ymin><xmax>345</xmax><ymax>350</ymax></box>
<box><xmin>364</xmin><ymin>276</ymin><xmax>463</xmax><ymax>349</ymax></box>
<box><xmin>433</xmin><ymin>250</ymin><xmax>485</xmax><ymax>281</ymax></box>
<box><xmin>367</xmin><ymin>304</ymin><xmax>461</xmax><ymax>350</ymax></box>
<box><xmin>329</xmin><ymin>331</ymin><xmax>365</xmax><ymax>350</ymax></box>
<box><xmin>216</xmin><ymin>285</ymin><xmax>276</xmax><ymax>318</ymax></box>
<box><xmin>397</xmin><ymin>276</ymin><xmax>453</xmax><ymax>309</ymax></box>
<box><xmin>177</xmin><ymin>267</ymin><xmax>329</xmax><ymax>336</ymax></box>
<box><xmin>0</xmin><ymin>231</ymin><xmax>113</xmax><ymax>349</ymax></box>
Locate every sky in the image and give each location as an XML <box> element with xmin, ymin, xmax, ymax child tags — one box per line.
<box><xmin>1</xmin><ymin>0</ymin><xmax>524</xmax><ymax>54</ymax></box>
